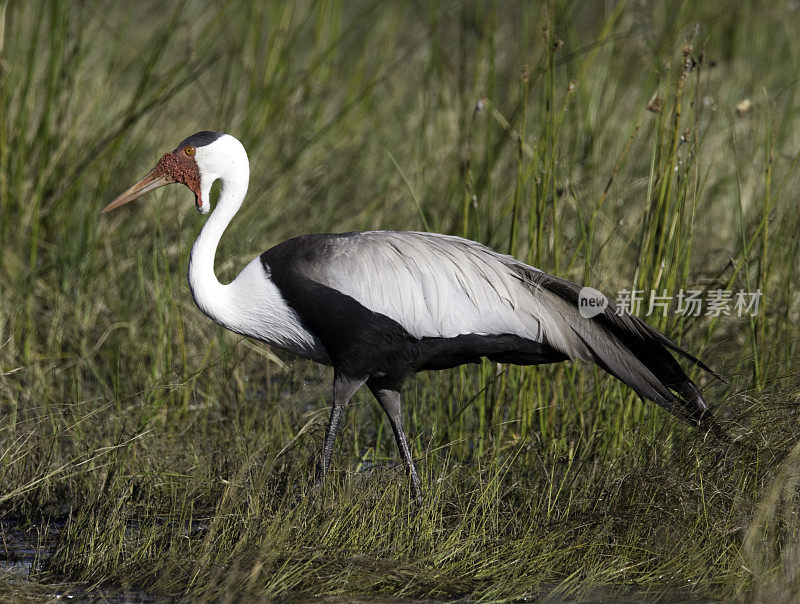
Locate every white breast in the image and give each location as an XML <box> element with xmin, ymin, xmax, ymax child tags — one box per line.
<box><xmin>194</xmin><ymin>259</ymin><xmax>330</xmax><ymax>363</ymax></box>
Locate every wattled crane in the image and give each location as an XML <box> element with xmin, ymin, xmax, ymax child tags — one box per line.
<box><xmin>104</xmin><ymin>131</ymin><xmax>721</xmax><ymax>500</ymax></box>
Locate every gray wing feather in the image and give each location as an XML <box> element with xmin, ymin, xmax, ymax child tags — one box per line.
<box><xmin>292</xmin><ymin>231</ymin><xmax>558</xmax><ymax>345</ymax></box>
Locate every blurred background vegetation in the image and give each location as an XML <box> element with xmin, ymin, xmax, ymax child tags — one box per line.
<box><xmin>1</xmin><ymin>0</ymin><xmax>799</xmax><ymax>600</ymax></box>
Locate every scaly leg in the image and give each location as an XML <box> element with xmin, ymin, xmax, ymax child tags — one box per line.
<box><xmin>315</xmin><ymin>372</ymin><xmax>364</xmax><ymax>487</ymax></box>
<box><xmin>368</xmin><ymin>382</ymin><xmax>422</xmax><ymax>502</ymax></box>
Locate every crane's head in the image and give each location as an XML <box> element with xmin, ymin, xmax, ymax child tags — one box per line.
<box><xmin>103</xmin><ymin>131</ymin><xmax>248</xmax><ymax>215</ymax></box>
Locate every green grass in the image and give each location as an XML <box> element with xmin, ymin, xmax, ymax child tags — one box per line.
<box><xmin>2</xmin><ymin>0</ymin><xmax>800</xmax><ymax>600</ymax></box>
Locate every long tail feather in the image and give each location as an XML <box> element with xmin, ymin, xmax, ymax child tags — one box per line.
<box><xmin>516</xmin><ymin>268</ymin><xmax>725</xmax><ymax>436</ymax></box>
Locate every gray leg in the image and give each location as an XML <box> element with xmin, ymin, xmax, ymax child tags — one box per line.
<box><xmin>368</xmin><ymin>383</ymin><xmax>422</xmax><ymax>502</ymax></box>
<box><xmin>315</xmin><ymin>372</ymin><xmax>365</xmax><ymax>487</ymax></box>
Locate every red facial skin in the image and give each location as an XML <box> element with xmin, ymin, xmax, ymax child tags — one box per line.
<box><xmin>152</xmin><ymin>148</ymin><xmax>203</xmax><ymax>209</ymax></box>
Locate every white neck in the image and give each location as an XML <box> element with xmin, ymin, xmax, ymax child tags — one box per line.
<box><xmin>187</xmin><ymin>146</ymin><xmax>249</xmax><ymax>321</ymax></box>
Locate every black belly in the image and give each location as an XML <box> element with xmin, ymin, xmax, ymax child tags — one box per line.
<box><xmin>412</xmin><ymin>333</ymin><xmax>568</xmax><ymax>371</ymax></box>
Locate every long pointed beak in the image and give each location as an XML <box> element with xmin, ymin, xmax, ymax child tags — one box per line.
<box><xmin>102</xmin><ymin>171</ymin><xmax>174</xmax><ymax>213</ymax></box>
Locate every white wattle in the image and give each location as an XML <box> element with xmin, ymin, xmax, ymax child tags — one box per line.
<box><xmin>186</xmin><ymin>135</ymin><xmax>328</xmax><ymax>363</ymax></box>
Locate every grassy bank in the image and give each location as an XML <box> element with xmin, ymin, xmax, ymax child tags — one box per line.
<box><xmin>1</xmin><ymin>0</ymin><xmax>799</xmax><ymax>600</ymax></box>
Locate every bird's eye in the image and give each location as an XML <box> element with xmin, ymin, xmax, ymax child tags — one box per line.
<box><xmin>185</xmin><ymin>146</ymin><xmax>196</xmax><ymax>156</ymax></box>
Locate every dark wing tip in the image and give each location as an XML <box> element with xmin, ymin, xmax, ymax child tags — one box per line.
<box><xmin>620</xmin><ymin>312</ymin><xmax>726</xmax><ymax>383</ymax></box>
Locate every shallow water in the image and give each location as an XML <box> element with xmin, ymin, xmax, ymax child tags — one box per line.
<box><xmin>0</xmin><ymin>519</ymin><xmax>54</xmax><ymax>576</ymax></box>
<box><xmin>0</xmin><ymin>519</ymin><xmax>169</xmax><ymax>602</ymax></box>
